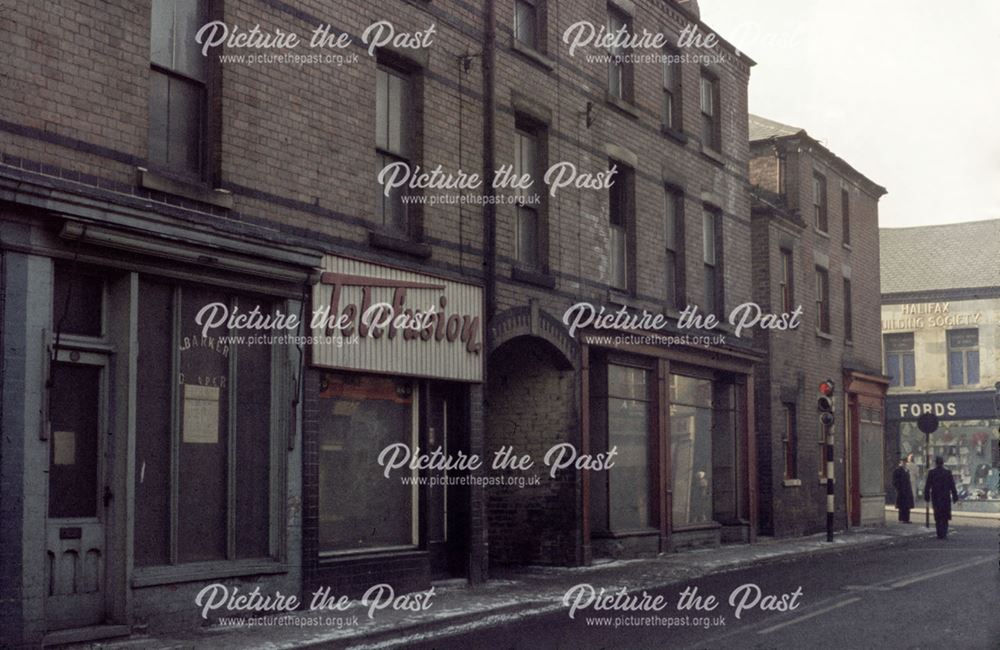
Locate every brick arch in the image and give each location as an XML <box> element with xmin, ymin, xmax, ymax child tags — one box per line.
<box><xmin>488</xmin><ymin>301</ymin><xmax>578</xmax><ymax>370</ymax></box>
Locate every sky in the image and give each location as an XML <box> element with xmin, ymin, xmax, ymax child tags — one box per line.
<box><xmin>698</xmin><ymin>0</ymin><xmax>1000</xmax><ymax>229</ymax></box>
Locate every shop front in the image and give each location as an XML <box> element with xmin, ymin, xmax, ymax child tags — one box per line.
<box><xmin>886</xmin><ymin>391</ymin><xmax>1000</xmax><ymax>514</ymax></box>
<box><xmin>302</xmin><ymin>255</ymin><xmax>485</xmax><ymax>597</ymax></box>
<box><xmin>1</xmin><ymin>209</ymin><xmax>320</xmax><ymax>645</ymax></box>
<box><xmin>582</xmin><ymin>336</ymin><xmax>760</xmax><ymax>558</ymax></box>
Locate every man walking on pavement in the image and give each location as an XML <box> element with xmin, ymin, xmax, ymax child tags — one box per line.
<box><xmin>924</xmin><ymin>456</ymin><xmax>959</xmax><ymax>539</ymax></box>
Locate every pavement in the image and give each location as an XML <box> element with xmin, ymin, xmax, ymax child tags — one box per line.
<box><xmin>408</xmin><ymin>517</ymin><xmax>1000</xmax><ymax>650</ymax></box>
<box><xmin>70</xmin><ymin>521</ymin><xmax>961</xmax><ymax>650</ymax></box>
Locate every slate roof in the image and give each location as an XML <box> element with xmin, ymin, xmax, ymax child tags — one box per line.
<box><xmin>748</xmin><ymin>114</ymin><xmax>804</xmax><ymax>141</ymax></box>
<box><xmin>880</xmin><ymin>219</ymin><xmax>1000</xmax><ymax>295</ymax></box>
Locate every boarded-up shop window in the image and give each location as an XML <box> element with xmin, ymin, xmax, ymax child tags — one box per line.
<box><xmin>178</xmin><ymin>286</ymin><xmax>230</xmax><ymax>563</ymax></box>
<box><xmin>860</xmin><ymin>407</ymin><xmax>884</xmax><ymax>496</ymax></box>
<box><xmin>318</xmin><ymin>373</ymin><xmax>416</xmax><ymax>553</ymax></box>
<box><xmin>134</xmin><ymin>279</ymin><xmax>275</xmax><ymax>567</ymax></box>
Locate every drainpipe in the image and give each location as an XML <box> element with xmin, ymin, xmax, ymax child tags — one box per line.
<box><xmin>483</xmin><ymin>0</ymin><xmax>496</xmax><ymax>327</ymax></box>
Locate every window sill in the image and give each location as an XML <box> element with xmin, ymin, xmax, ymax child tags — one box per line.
<box><xmin>815</xmin><ymin>330</ymin><xmax>833</xmax><ymax>341</ymax></box>
<box><xmin>510</xmin><ymin>39</ymin><xmax>555</xmax><ymax>71</ymax></box>
<box><xmin>369</xmin><ymin>230</ymin><xmax>432</xmax><ymax>259</ymax></box>
<box><xmin>782</xmin><ymin>479</ymin><xmax>802</xmax><ymax>487</ymax></box>
<box><xmin>672</xmin><ymin>521</ymin><xmax>723</xmax><ymax>532</ymax></box>
<box><xmin>814</xmin><ymin>227</ymin><xmax>831</xmax><ymax>240</ymax></box>
<box><xmin>699</xmin><ymin>145</ymin><xmax>724</xmax><ymax>167</ymax></box>
<box><xmin>844</xmin><ymin>338</ymin><xmax>854</xmax><ymax>347</ymax></box>
<box><xmin>605</xmin><ymin>92</ymin><xmax>640</xmax><ymax>119</ymax></box>
<box><xmin>511</xmin><ymin>265</ymin><xmax>555</xmax><ymax>289</ymax></box>
<box><xmin>318</xmin><ymin>548</ymin><xmax>426</xmax><ymax>565</ymax></box>
<box><xmin>842</xmin><ymin>242</ymin><xmax>852</xmax><ymax>251</ymax></box>
<box><xmin>591</xmin><ymin>528</ymin><xmax>660</xmax><ymax>539</ymax></box>
<box><xmin>137</xmin><ymin>168</ymin><xmax>234</xmax><ymax>209</ymax></box>
<box><xmin>661</xmin><ymin>125</ymin><xmax>688</xmax><ymax>145</ymax></box>
<box><xmin>607</xmin><ymin>287</ymin><xmax>636</xmax><ymax>308</ymax></box>
<box><xmin>132</xmin><ymin>559</ymin><xmax>287</xmax><ymax>588</ymax></box>
<box><xmin>819</xmin><ymin>477</ymin><xmax>834</xmax><ymax>485</ymax></box>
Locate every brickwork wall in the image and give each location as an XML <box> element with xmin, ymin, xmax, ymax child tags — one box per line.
<box><xmin>749</xmin><ymin>138</ymin><xmax>885</xmax><ymax>537</ymax></box>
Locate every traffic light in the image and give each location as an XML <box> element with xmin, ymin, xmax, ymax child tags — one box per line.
<box><xmin>818</xmin><ymin>380</ymin><xmax>835</xmax><ymax>427</ymax></box>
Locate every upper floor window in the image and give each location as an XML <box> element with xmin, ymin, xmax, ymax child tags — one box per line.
<box><xmin>665</xmin><ymin>189</ymin><xmax>683</xmax><ymax>308</ymax></box>
<box><xmin>607</xmin><ymin>6</ymin><xmax>632</xmax><ymax>101</ymax></box>
<box><xmin>884</xmin><ymin>332</ymin><xmax>915</xmax><ymax>388</ymax></box>
<box><xmin>841</xmin><ymin>187</ymin><xmax>851</xmax><ymax>245</ymax></box>
<box><xmin>779</xmin><ymin>249</ymin><xmax>794</xmax><ymax>313</ymax></box>
<box><xmin>375</xmin><ymin>65</ymin><xmax>412</xmax><ymax>232</ymax></box>
<box><xmin>947</xmin><ymin>329</ymin><xmax>979</xmax><ymax>387</ymax></box>
<box><xmin>782</xmin><ymin>403</ymin><xmax>798</xmax><ymax>480</ymax></box>
<box><xmin>149</xmin><ymin>0</ymin><xmax>207</xmax><ymax>179</ymax></box>
<box><xmin>662</xmin><ymin>47</ymin><xmax>682</xmax><ymax>131</ymax></box>
<box><xmin>813</xmin><ymin>173</ymin><xmax>828</xmax><ymax>232</ymax></box>
<box><xmin>699</xmin><ymin>72</ymin><xmax>719</xmax><ymax>151</ymax></box>
<box><xmin>609</xmin><ymin>161</ymin><xmax>634</xmax><ymax>291</ymax></box>
<box><xmin>514</xmin><ymin>119</ymin><xmax>543</xmax><ymax>268</ymax></box>
<box><xmin>814</xmin><ymin>266</ymin><xmax>830</xmax><ymax>334</ymax></box>
<box><xmin>514</xmin><ymin>0</ymin><xmax>539</xmax><ymax>50</ymax></box>
<box><xmin>703</xmin><ymin>208</ymin><xmax>722</xmax><ymax>313</ymax></box>
<box><xmin>843</xmin><ymin>278</ymin><xmax>853</xmax><ymax>342</ymax></box>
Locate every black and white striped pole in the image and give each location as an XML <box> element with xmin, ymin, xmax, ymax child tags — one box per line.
<box><xmin>818</xmin><ymin>380</ymin><xmax>836</xmax><ymax>542</ymax></box>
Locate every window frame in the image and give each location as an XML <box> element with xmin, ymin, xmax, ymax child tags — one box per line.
<box><xmin>947</xmin><ymin>328</ymin><xmax>980</xmax><ymax>387</ymax></box>
<box><xmin>375</xmin><ymin>63</ymin><xmax>414</xmax><ymax>234</ymax></box>
<box><xmin>884</xmin><ymin>332</ymin><xmax>915</xmax><ymax>388</ymax></box>
<box><xmin>813</xmin><ymin>172</ymin><xmax>828</xmax><ymax>233</ymax></box>
<box><xmin>843</xmin><ymin>277</ymin><xmax>853</xmax><ymax>342</ymax></box>
<box><xmin>664</xmin><ymin>188</ymin><xmax>684</xmax><ymax>309</ymax></box>
<box><xmin>779</xmin><ymin>248</ymin><xmax>794</xmax><ymax>313</ymax></box>
<box><xmin>702</xmin><ymin>207</ymin><xmax>722</xmax><ymax>314</ymax></box>
<box><xmin>662</xmin><ymin>45</ymin><xmax>682</xmax><ymax>131</ymax></box>
<box><xmin>129</xmin><ymin>279</ymin><xmax>291</xmax><ymax>586</ymax></box>
<box><xmin>608</xmin><ymin>160</ymin><xmax>635</xmax><ymax>292</ymax></box>
<box><xmin>514</xmin><ymin>118</ymin><xmax>545</xmax><ymax>269</ymax></box>
<box><xmin>699</xmin><ymin>72</ymin><xmax>720</xmax><ymax>151</ymax></box>
<box><xmin>606</xmin><ymin>5</ymin><xmax>633</xmax><ymax>102</ymax></box>
<box><xmin>815</xmin><ymin>266</ymin><xmax>830</xmax><ymax>334</ymax></box>
<box><xmin>841</xmin><ymin>187</ymin><xmax>851</xmax><ymax>246</ymax></box>
<box><xmin>514</xmin><ymin>0</ymin><xmax>539</xmax><ymax>50</ymax></box>
<box><xmin>148</xmin><ymin>0</ymin><xmax>212</xmax><ymax>182</ymax></box>
<box><xmin>782</xmin><ymin>403</ymin><xmax>798</xmax><ymax>480</ymax></box>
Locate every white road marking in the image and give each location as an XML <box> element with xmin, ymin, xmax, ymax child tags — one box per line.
<box><xmin>888</xmin><ymin>556</ymin><xmax>993</xmax><ymax>588</ymax></box>
<box><xmin>757</xmin><ymin>597</ymin><xmax>861</xmax><ymax>635</ymax></box>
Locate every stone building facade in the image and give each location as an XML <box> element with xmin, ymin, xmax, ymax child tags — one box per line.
<box><xmin>748</xmin><ymin>115</ymin><xmax>889</xmax><ymax>537</ymax></box>
<box><xmin>880</xmin><ymin>220</ymin><xmax>1000</xmax><ymax>515</ymax></box>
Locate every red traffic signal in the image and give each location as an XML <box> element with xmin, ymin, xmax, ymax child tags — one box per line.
<box><xmin>817</xmin><ymin>380</ymin><xmax>835</xmax><ymax>427</ymax></box>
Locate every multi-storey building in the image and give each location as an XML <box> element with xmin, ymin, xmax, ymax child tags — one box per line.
<box><xmin>2</xmin><ymin>0</ymin><xmax>762</xmax><ymax>644</ymax></box>
<box><xmin>880</xmin><ymin>220</ymin><xmax>1000</xmax><ymax>514</ymax></box>
<box><xmin>1</xmin><ymin>1</ymin><xmax>488</xmax><ymax>644</ymax></box>
<box><xmin>484</xmin><ymin>0</ymin><xmax>759</xmax><ymax>564</ymax></box>
<box><xmin>748</xmin><ymin>114</ymin><xmax>888</xmax><ymax>537</ymax></box>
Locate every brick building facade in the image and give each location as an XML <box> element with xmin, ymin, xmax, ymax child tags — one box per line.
<box><xmin>1</xmin><ymin>0</ymin><xmax>489</xmax><ymax>644</ymax></box>
<box><xmin>2</xmin><ymin>0</ymin><xmax>780</xmax><ymax>645</ymax></box>
<box><xmin>748</xmin><ymin>114</ymin><xmax>889</xmax><ymax>537</ymax></box>
<box><xmin>484</xmin><ymin>0</ymin><xmax>761</xmax><ymax>564</ymax></box>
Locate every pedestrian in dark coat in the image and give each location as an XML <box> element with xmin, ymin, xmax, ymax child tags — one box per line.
<box><xmin>924</xmin><ymin>456</ymin><xmax>959</xmax><ymax>539</ymax></box>
<box><xmin>891</xmin><ymin>458</ymin><xmax>914</xmax><ymax>522</ymax></box>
